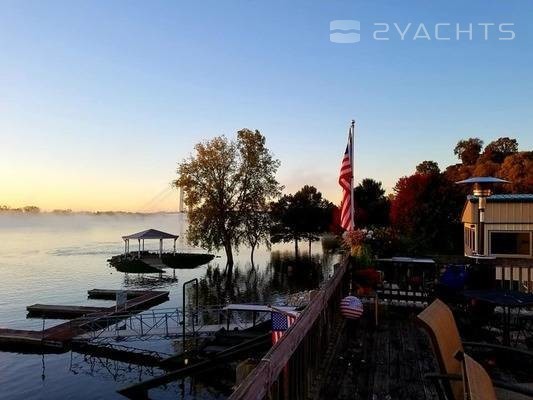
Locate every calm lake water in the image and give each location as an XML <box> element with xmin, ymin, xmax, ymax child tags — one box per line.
<box><xmin>0</xmin><ymin>213</ymin><xmax>337</xmax><ymax>399</ymax></box>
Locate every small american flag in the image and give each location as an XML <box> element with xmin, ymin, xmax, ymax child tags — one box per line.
<box><xmin>339</xmin><ymin>122</ymin><xmax>354</xmax><ymax>231</ymax></box>
<box><xmin>271</xmin><ymin>311</ymin><xmax>297</xmax><ymax>344</ymax></box>
<box><xmin>340</xmin><ymin>296</ymin><xmax>364</xmax><ymax>320</ymax></box>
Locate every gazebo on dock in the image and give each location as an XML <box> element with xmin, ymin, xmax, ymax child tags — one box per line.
<box><xmin>122</xmin><ymin>229</ymin><xmax>179</xmax><ymax>259</ymax></box>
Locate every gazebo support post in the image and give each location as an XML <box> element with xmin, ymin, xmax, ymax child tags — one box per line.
<box><xmin>159</xmin><ymin>239</ymin><xmax>163</xmax><ymax>259</ymax></box>
<box><xmin>138</xmin><ymin>239</ymin><xmax>141</xmax><ymax>258</ymax></box>
<box><xmin>142</xmin><ymin>239</ymin><xmax>144</xmax><ymax>252</ymax></box>
<box><xmin>173</xmin><ymin>239</ymin><xmax>176</xmax><ymax>255</ymax></box>
<box><xmin>124</xmin><ymin>239</ymin><xmax>127</xmax><ymax>255</ymax></box>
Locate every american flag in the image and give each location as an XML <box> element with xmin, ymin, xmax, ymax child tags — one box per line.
<box><xmin>271</xmin><ymin>311</ymin><xmax>297</xmax><ymax>344</ymax></box>
<box><xmin>339</xmin><ymin>123</ymin><xmax>354</xmax><ymax>231</ymax></box>
<box><xmin>340</xmin><ymin>296</ymin><xmax>364</xmax><ymax>320</ymax></box>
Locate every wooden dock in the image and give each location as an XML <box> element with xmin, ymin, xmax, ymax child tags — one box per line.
<box><xmin>27</xmin><ymin>304</ymin><xmax>108</xmax><ymax>319</ymax></box>
<box><xmin>0</xmin><ymin>329</ymin><xmax>49</xmax><ymax>352</ymax></box>
<box><xmin>0</xmin><ymin>289</ymin><xmax>169</xmax><ymax>351</ymax></box>
<box><xmin>87</xmin><ymin>289</ymin><xmax>154</xmax><ymax>300</ymax></box>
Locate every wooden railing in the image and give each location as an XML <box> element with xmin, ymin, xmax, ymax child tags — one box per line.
<box><xmin>228</xmin><ymin>258</ymin><xmax>350</xmax><ymax>400</ymax></box>
<box><xmin>496</xmin><ymin>265</ymin><xmax>533</xmax><ymax>293</ymax></box>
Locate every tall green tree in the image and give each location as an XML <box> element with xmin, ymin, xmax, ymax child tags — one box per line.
<box><xmin>454</xmin><ymin>138</ymin><xmax>484</xmax><ymax>165</ymax></box>
<box><xmin>416</xmin><ymin>160</ymin><xmax>440</xmax><ymax>175</ymax></box>
<box><xmin>271</xmin><ymin>185</ymin><xmax>333</xmax><ymax>256</ymax></box>
<box><xmin>175</xmin><ymin>129</ymin><xmax>281</xmax><ymax>266</ymax></box>
<box><xmin>353</xmin><ymin>178</ymin><xmax>390</xmax><ymax>226</ymax></box>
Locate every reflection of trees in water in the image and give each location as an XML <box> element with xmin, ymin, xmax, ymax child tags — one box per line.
<box><xmin>122</xmin><ymin>273</ymin><xmax>177</xmax><ymax>289</ymax></box>
<box><xmin>68</xmin><ymin>352</ymin><xmax>233</xmax><ymax>399</ymax></box>
<box><xmin>197</xmin><ymin>264</ymin><xmax>265</xmax><ymax>306</ymax></box>
<box><xmin>69</xmin><ymin>351</ymin><xmax>160</xmax><ymax>383</ymax></box>
<box><xmin>196</xmin><ymin>251</ymin><xmax>337</xmax><ymax>306</ymax></box>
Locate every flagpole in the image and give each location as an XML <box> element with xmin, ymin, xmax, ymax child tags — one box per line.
<box><xmin>350</xmin><ymin>120</ymin><xmax>355</xmax><ymax>230</ymax></box>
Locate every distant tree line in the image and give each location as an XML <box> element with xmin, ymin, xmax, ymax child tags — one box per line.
<box><xmin>0</xmin><ymin>205</ymin><xmax>41</xmax><ymax>213</ymax></box>
<box><xmin>0</xmin><ymin>207</ymin><xmax>163</xmax><ymax>215</ymax></box>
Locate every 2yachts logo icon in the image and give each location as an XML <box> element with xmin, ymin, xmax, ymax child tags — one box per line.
<box><xmin>330</xmin><ymin>20</ymin><xmax>361</xmax><ymax>43</ymax></box>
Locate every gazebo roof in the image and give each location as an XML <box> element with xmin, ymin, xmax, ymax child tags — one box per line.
<box><xmin>122</xmin><ymin>229</ymin><xmax>179</xmax><ymax>240</ymax></box>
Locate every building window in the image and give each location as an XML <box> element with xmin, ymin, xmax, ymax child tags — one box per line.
<box><xmin>464</xmin><ymin>226</ymin><xmax>476</xmax><ymax>254</ymax></box>
<box><xmin>490</xmin><ymin>232</ymin><xmax>532</xmax><ymax>256</ymax></box>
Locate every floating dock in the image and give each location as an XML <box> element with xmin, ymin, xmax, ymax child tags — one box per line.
<box><xmin>87</xmin><ymin>289</ymin><xmax>154</xmax><ymax>300</ymax></box>
<box><xmin>0</xmin><ymin>289</ymin><xmax>169</xmax><ymax>351</ymax></box>
<box><xmin>27</xmin><ymin>304</ymin><xmax>109</xmax><ymax>319</ymax></box>
<box><xmin>0</xmin><ymin>329</ymin><xmax>47</xmax><ymax>351</ymax></box>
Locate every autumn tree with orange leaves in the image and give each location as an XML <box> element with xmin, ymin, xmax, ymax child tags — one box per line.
<box><xmin>446</xmin><ymin>137</ymin><xmax>531</xmax><ymax>193</ymax></box>
<box><xmin>389</xmin><ymin>136</ymin><xmax>530</xmax><ymax>254</ymax></box>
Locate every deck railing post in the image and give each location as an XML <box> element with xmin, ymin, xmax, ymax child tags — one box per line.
<box><xmin>228</xmin><ymin>257</ymin><xmax>349</xmax><ymax>400</ymax></box>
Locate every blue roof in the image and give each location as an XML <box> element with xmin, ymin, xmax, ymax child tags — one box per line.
<box><xmin>468</xmin><ymin>194</ymin><xmax>533</xmax><ymax>203</ymax></box>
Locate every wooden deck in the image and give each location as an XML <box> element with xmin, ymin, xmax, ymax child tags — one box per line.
<box><xmin>317</xmin><ymin>306</ymin><xmax>439</xmax><ymax>400</ymax></box>
<box><xmin>0</xmin><ymin>289</ymin><xmax>169</xmax><ymax>351</ymax></box>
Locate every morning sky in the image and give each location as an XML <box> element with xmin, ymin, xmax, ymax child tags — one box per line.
<box><xmin>1</xmin><ymin>0</ymin><xmax>532</xmax><ymax>211</ymax></box>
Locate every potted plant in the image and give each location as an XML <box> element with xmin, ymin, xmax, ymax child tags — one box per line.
<box><xmin>343</xmin><ymin>229</ymin><xmax>382</xmax><ymax>294</ymax></box>
<box><xmin>343</xmin><ymin>229</ymin><xmax>374</xmax><ymax>267</ymax></box>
